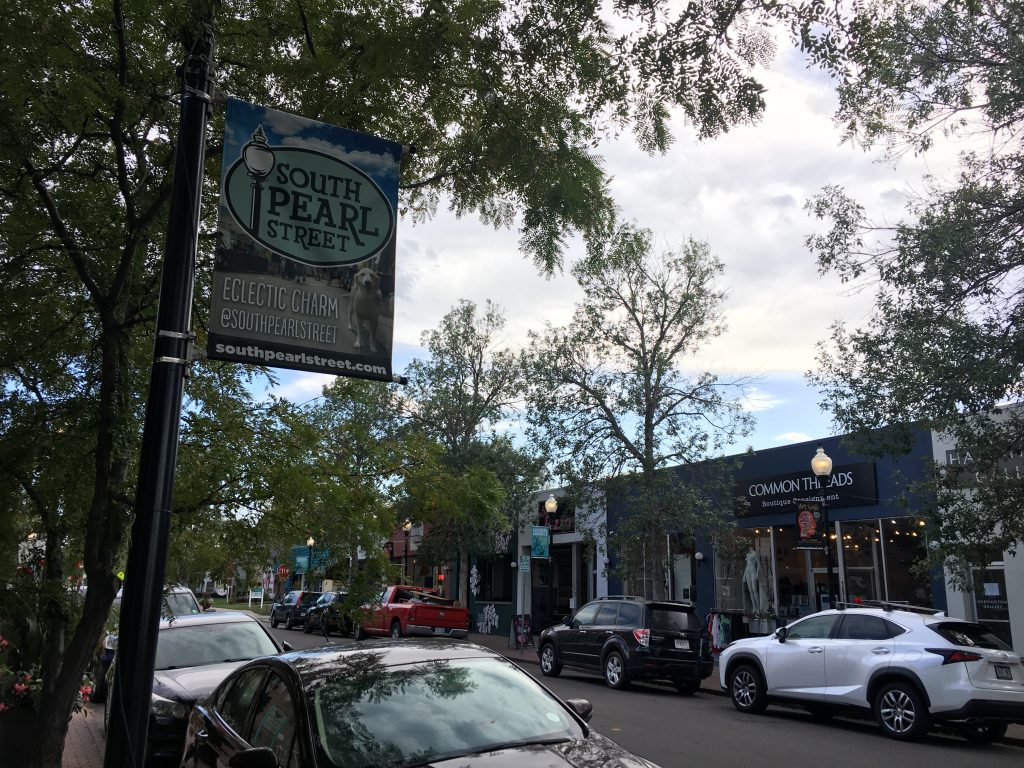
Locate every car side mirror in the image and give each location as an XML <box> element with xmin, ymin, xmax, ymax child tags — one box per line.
<box><xmin>565</xmin><ymin>698</ymin><xmax>593</xmax><ymax>723</ymax></box>
<box><xmin>775</xmin><ymin>626</ymin><xmax>788</xmax><ymax>643</ymax></box>
<box><xmin>228</xmin><ymin>747</ymin><xmax>279</xmax><ymax>768</ymax></box>
<box><xmin>562</xmin><ymin>615</ymin><xmax>572</xmax><ymax>626</ymax></box>
<box><xmin>204</xmin><ymin>606</ymin><xmax>216</xmax><ymax>612</ymax></box>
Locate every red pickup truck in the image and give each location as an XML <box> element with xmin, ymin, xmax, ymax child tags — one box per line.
<box><xmin>355</xmin><ymin>585</ymin><xmax>469</xmax><ymax>640</ymax></box>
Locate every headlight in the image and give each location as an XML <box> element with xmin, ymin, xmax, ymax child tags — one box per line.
<box><xmin>151</xmin><ymin>694</ymin><xmax>189</xmax><ymax>720</ymax></box>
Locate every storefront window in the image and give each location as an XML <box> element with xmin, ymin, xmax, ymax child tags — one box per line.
<box><xmin>714</xmin><ymin>529</ymin><xmax>775</xmax><ymax>619</ymax></box>
<box><xmin>881</xmin><ymin>518</ymin><xmax>932</xmax><ymax>605</ymax></box>
<box><xmin>839</xmin><ymin>521</ymin><xmax>883</xmax><ymax>603</ymax></box>
<box><xmin>972</xmin><ymin>566</ymin><xmax>1012</xmax><ymax>649</ymax></box>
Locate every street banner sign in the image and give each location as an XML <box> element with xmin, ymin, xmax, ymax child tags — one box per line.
<box><xmin>208</xmin><ymin>98</ymin><xmax>403</xmax><ymax>381</ymax></box>
<box><xmin>530</xmin><ymin>526</ymin><xmax>550</xmax><ymax>558</ymax></box>
<box><xmin>793</xmin><ymin>501</ymin><xmax>828</xmax><ymax>551</ymax></box>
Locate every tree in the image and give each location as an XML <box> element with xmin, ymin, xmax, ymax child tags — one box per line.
<box><xmin>802</xmin><ymin>1</ymin><xmax>1024</xmax><ymax>585</ymax></box>
<box><xmin>524</xmin><ymin>220</ymin><xmax>754</xmax><ymax>598</ymax></box>
<box><xmin>401</xmin><ymin>300</ymin><xmax>539</xmax><ymax>603</ymax></box>
<box><xmin>0</xmin><ymin>0</ymin><xmax>869</xmax><ymax>759</ymax></box>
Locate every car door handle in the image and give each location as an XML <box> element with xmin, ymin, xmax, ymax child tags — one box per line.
<box><xmin>807</xmin><ymin>646</ymin><xmax>824</xmax><ymax>654</ymax></box>
<box><xmin>871</xmin><ymin>648</ymin><xmax>892</xmax><ymax>655</ymax></box>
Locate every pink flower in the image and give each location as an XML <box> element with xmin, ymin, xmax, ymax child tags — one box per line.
<box><xmin>80</xmin><ymin>686</ymin><xmax>92</xmax><ymax>696</ymax></box>
<box><xmin>13</xmin><ymin>683</ymin><xmax>28</xmax><ymax>695</ymax></box>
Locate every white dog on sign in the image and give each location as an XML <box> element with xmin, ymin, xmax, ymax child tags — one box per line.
<box><xmin>347</xmin><ymin>267</ymin><xmax>382</xmax><ymax>353</ymax></box>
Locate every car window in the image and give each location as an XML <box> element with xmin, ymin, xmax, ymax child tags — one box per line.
<box><xmin>248</xmin><ymin>673</ymin><xmax>297</xmax><ymax>768</ymax></box>
<box><xmin>155</xmin><ymin>620</ymin><xmax>280</xmax><ymax>670</ymax></box>
<box><xmin>836</xmin><ymin>614</ymin><xmax>893</xmax><ymax>640</ymax></box>
<box><xmin>219</xmin><ymin>668</ymin><xmax>266</xmax><ymax>736</ymax></box>
<box><xmin>930</xmin><ymin>621</ymin><xmax>1012</xmax><ymax>650</ymax></box>
<box><xmin>313</xmin><ymin>657</ymin><xmax>584</xmax><ymax>768</ymax></box>
<box><xmin>299</xmin><ymin>592</ymin><xmax>322</xmax><ymax>608</ymax></box>
<box><xmin>165</xmin><ymin>591</ymin><xmax>202</xmax><ymax>617</ymax></box>
<box><xmin>594</xmin><ymin>603</ymin><xmax>619</xmax><ymax>625</ymax></box>
<box><xmin>616</xmin><ymin>602</ymin><xmax>642</xmax><ymax>628</ymax></box>
<box><xmin>316</xmin><ymin>594</ymin><xmax>331</xmax><ymax>607</ymax></box>
<box><xmin>648</xmin><ymin>605</ymin><xmax>701</xmax><ymax>632</ymax></box>
<box><xmin>786</xmin><ymin>615</ymin><xmax>838</xmax><ymax>640</ymax></box>
<box><xmin>571</xmin><ymin>603</ymin><xmax>600</xmax><ymax>627</ymax></box>
<box><xmin>283</xmin><ymin>593</ymin><xmax>296</xmax><ymax>606</ymax></box>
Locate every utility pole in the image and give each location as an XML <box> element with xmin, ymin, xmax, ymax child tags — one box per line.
<box><xmin>103</xmin><ymin>8</ymin><xmax>215</xmax><ymax>767</ymax></box>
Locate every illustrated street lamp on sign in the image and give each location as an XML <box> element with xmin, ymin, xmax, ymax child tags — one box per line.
<box><xmin>242</xmin><ymin>126</ymin><xmax>275</xmax><ymax>234</ymax></box>
<box><xmin>811</xmin><ymin>445</ymin><xmax>835</xmax><ymax>610</ymax></box>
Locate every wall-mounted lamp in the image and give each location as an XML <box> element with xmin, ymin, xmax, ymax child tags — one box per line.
<box><xmin>695</xmin><ymin>552</ymin><xmax>705</xmax><ymax>566</ymax></box>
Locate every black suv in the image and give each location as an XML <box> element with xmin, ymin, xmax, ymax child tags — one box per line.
<box><xmin>269</xmin><ymin>590</ymin><xmax>322</xmax><ymax>630</ymax></box>
<box><xmin>537</xmin><ymin>596</ymin><xmax>712</xmax><ymax>693</ymax></box>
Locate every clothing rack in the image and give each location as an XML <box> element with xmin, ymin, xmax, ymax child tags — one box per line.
<box><xmin>706</xmin><ymin>609</ymin><xmax>750</xmax><ymax>654</ymax></box>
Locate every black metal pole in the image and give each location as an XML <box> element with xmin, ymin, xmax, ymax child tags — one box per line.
<box><xmin>103</xmin><ymin>14</ymin><xmax>214</xmax><ymax>768</ymax></box>
<box><xmin>823</xmin><ymin>498</ymin><xmax>835</xmax><ymax>609</ymax></box>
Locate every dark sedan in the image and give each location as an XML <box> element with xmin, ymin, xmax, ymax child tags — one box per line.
<box><xmin>104</xmin><ymin>611</ymin><xmax>287</xmax><ymax>767</ymax></box>
<box><xmin>302</xmin><ymin>591</ymin><xmax>353</xmax><ymax>637</ymax></box>
<box><xmin>180</xmin><ymin>640</ymin><xmax>663</xmax><ymax>768</ymax></box>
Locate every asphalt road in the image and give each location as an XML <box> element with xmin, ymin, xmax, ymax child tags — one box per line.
<box><xmin>268</xmin><ymin>623</ymin><xmax>1024</xmax><ymax>768</ymax></box>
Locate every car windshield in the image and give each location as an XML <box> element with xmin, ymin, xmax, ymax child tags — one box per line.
<box><xmin>930</xmin><ymin>621</ymin><xmax>1013</xmax><ymax>650</ymax></box>
<box><xmin>311</xmin><ymin>656</ymin><xmax>583</xmax><ymax>768</ymax></box>
<box><xmin>300</xmin><ymin>592</ymin><xmax>322</xmax><ymax>607</ymax></box>
<box><xmin>154</xmin><ymin>621</ymin><xmax>279</xmax><ymax>670</ymax></box>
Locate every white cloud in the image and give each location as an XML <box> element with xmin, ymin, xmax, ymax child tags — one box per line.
<box><xmin>773</xmin><ymin>431</ymin><xmax>813</xmax><ymax>444</ymax></box>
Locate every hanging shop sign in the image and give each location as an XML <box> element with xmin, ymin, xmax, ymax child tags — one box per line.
<box><xmin>208</xmin><ymin>97</ymin><xmax>403</xmax><ymax>381</ymax></box>
<box><xmin>736</xmin><ymin>462</ymin><xmax>878</xmax><ymax>517</ymax></box>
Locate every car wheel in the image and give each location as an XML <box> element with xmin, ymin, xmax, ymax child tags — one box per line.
<box><xmin>539</xmin><ymin>644</ymin><xmax>562</xmax><ymax>677</ymax></box>
<box><xmin>958</xmin><ymin>721</ymin><xmax>1007</xmax><ymax>744</ymax></box>
<box><xmin>603</xmin><ymin>650</ymin><xmax>630</xmax><ymax>690</ymax></box>
<box><xmin>285</xmin><ymin>615</ymin><xmax>294</xmax><ymax>631</ymax></box>
<box><xmin>390</xmin><ymin>620</ymin><xmax>403</xmax><ymax>638</ymax></box>
<box><xmin>303</xmin><ymin>619</ymin><xmax>312</xmax><ymax>634</ymax></box>
<box><xmin>874</xmin><ymin>681</ymin><xmax>930</xmax><ymax>741</ymax></box>
<box><xmin>352</xmin><ymin>622</ymin><xmax>365</xmax><ymax>640</ymax></box>
<box><xmin>728</xmin><ymin>663</ymin><xmax>768</xmax><ymax>714</ymax></box>
<box><xmin>674</xmin><ymin>678</ymin><xmax>700</xmax><ymax>695</ymax></box>
<box><xmin>270</xmin><ymin>612</ymin><xmax>279</xmax><ymax>629</ymax></box>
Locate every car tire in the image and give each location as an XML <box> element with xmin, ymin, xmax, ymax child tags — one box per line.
<box><xmin>270</xmin><ymin>612</ymin><xmax>279</xmax><ymax>629</ymax></box>
<box><xmin>352</xmin><ymin>622</ymin><xmax>365</xmax><ymax>640</ymax></box>
<box><xmin>874</xmin><ymin>681</ymin><xmax>930</xmax><ymax>741</ymax></box>
<box><xmin>285</xmin><ymin>615</ymin><xmax>294</xmax><ymax>631</ymax></box>
<box><xmin>603</xmin><ymin>650</ymin><xmax>630</xmax><ymax>690</ymax></box>
<box><xmin>728</xmin><ymin>663</ymin><xmax>768</xmax><ymax>714</ymax></box>
<box><xmin>674</xmin><ymin>678</ymin><xmax>700</xmax><ymax>695</ymax></box>
<box><xmin>958</xmin><ymin>721</ymin><xmax>1007</xmax><ymax>744</ymax></box>
<box><xmin>303</xmin><ymin>619</ymin><xmax>312</xmax><ymax>634</ymax></box>
<box><xmin>390</xmin><ymin>620</ymin><xmax>403</xmax><ymax>638</ymax></box>
<box><xmin>539</xmin><ymin>644</ymin><xmax>562</xmax><ymax>677</ymax></box>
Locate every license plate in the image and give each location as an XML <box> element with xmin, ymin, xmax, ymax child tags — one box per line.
<box><xmin>434</xmin><ymin>627</ymin><xmax>446</xmax><ymax>634</ymax></box>
<box><xmin>994</xmin><ymin>664</ymin><xmax>1012</xmax><ymax>680</ymax></box>
<box><xmin>674</xmin><ymin>639</ymin><xmax>690</xmax><ymax>650</ymax></box>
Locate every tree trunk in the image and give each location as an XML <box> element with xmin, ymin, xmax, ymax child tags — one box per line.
<box><xmin>458</xmin><ymin>548</ymin><xmax>469</xmax><ymax>606</ymax></box>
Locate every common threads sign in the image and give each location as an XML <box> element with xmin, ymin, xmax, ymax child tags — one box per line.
<box><xmin>208</xmin><ymin>98</ymin><xmax>402</xmax><ymax>380</ymax></box>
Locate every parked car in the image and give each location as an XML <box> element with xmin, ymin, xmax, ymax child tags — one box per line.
<box><xmin>180</xmin><ymin>639</ymin><xmax>663</xmax><ymax>768</ymax></box>
<box><xmin>302</xmin><ymin>590</ymin><xmax>352</xmax><ymax>637</ymax></box>
<box><xmin>354</xmin><ymin>584</ymin><xmax>469</xmax><ymax>639</ymax></box>
<box><xmin>719</xmin><ymin>601</ymin><xmax>1024</xmax><ymax>742</ymax></box>
<box><xmin>103</xmin><ymin>610</ymin><xmax>288</xmax><ymax>766</ymax></box>
<box><xmin>90</xmin><ymin>584</ymin><xmax>204</xmax><ymax>704</ymax></box>
<box><xmin>537</xmin><ymin>595</ymin><xmax>713</xmax><ymax>693</ymax></box>
<box><xmin>269</xmin><ymin>590</ymin><xmax>322</xmax><ymax>630</ymax></box>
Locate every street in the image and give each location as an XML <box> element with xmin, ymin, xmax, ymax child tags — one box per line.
<box><xmin>270</xmin><ymin>624</ymin><xmax>1024</xmax><ymax>768</ymax></box>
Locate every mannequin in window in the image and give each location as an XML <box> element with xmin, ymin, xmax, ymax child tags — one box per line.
<box><xmin>743</xmin><ymin>547</ymin><xmax>764</xmax><ymax>615</ymax></box>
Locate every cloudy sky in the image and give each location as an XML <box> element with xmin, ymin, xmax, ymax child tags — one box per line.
<box><xmin>269</xmin><ymin>45</ymin><xmax>962</xmax><ymax>457</ymax></box>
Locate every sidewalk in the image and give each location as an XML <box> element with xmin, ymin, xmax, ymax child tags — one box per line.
<box><xmin>60</xmin><ymin>629</ymin><xmax>1022</xmax><ymax>765</ymax></box>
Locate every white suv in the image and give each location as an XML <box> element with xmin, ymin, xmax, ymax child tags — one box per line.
<box><xmin>719</xmin><ymin>602</ymin><xmax>1024</xmax><ymax>743</ymax></box>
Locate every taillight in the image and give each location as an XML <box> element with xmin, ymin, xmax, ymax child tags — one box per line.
<box><xmin>927</xmin><ymin>648</ymin><xmax>983</xmax><ymax>664</ymax></box>
<box><xmin>409</xmin><ymin>606</ymin><xmax>417</xmax><ymax>622</ymax></box>
<box><xmin>633</xmin><ymin>629</ymin><xmax>650</xmax><ymax>647</ymax></box>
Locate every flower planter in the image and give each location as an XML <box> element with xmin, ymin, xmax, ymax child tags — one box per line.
<box><xmin>0</xmin><ymin>708</ymin><xmax>37</xmax><ymax>767</ymax></box>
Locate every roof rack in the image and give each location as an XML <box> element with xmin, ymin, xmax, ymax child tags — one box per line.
<box><xmin>836</xmin><ymin>599</ymin><xmax>943</xmax><ymax>616</ymax></box>
<box><xmin>596</xmin><ymin>595</ymin><xmax>645</xmax><ymax>601</ymax></box>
